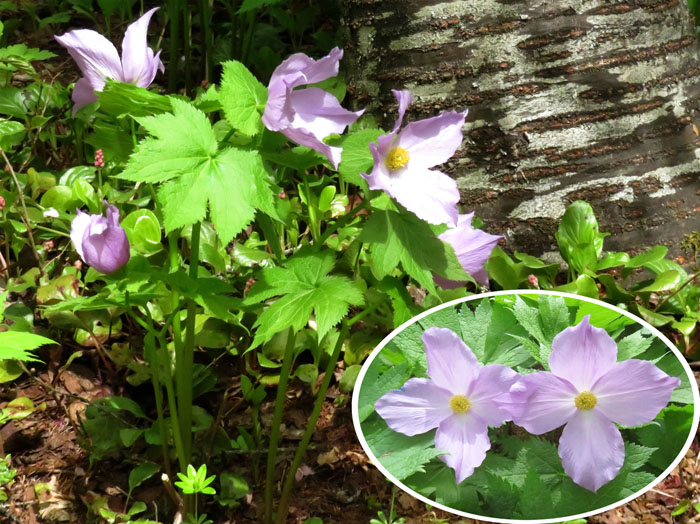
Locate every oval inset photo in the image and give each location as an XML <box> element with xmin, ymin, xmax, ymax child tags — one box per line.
<box><xmin>352</xmin><ymin>291</ymin><xmax>699</xmax><ymax>523</ymax></box>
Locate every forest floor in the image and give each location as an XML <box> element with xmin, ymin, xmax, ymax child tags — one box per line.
<box><xmin>1</xmin><ymin>361</ymin><xmax>698</xmax><ymax>524</ymax></box>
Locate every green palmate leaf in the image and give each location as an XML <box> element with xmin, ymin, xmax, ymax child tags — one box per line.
<box><xmin>405</xmin><ymin>461</ymin><xmax>481</xmax><ymax>512</ymax></box>
<box><xmin>246</xmin><ymin>251</ymin><xmax>364</xmax><ymax>347</ymax></box>
<box><xmin>623</xmin><ymin>442</ymin><xmax>656</xmax><ymax>471</ymax></box>
<box><xmin>120</xmin><ymin>99</ymin><xmax>217</xmax><ymax>184</ymax></box>
<box><xmin>458</xmin><ymin>300</ymin><xmax>491</xmax><ymax>361</ymax></box>
<box><xmin>0</xmin><ymin>331</ymin><xmax>54</xmax><ymax>362</ymax></box>
<box><xmin>0</xmin><ymin>44</ymin><xmax>55</xmax><ymax>62</ymax></box>
<box><xmin>482</xmin><ymin>473</ymin><xmax>519</xmax><ymax>517</ymax></box>
<box><xmin>555</xmin><ymin>200</ymin><xmax>607</xmax><ymax>274</ymax></box>
<box><xmin>363</xmin><ymin>414</ymin><xmax>444</xmax><ymax>481</ymax></box>
<box><xmin>98</xmin><ymin>81</ymin><xmax>173</xmax><ymax>117</ymax></box>
<box><xmin>357</xmin><ymin>361</ymin><xmax>411</xmax><ymax>423</ymax></box>
<box><xmin>637</xmin><ymin>404</ymin><xmax>694</xmax><ymax>470</ymax></box>
<box><xmin>489</xmin><ymin>438</ymin><xmax>564</xmax><ymax>489</ymax></box>
<box><xmin>616</xmin><ymin>330</ymin><xmax>653</xmax><ymax>360</ymax></box>
<box><xmin>483</xmin><ymin>302</ymin><xmax>533</xmax><ymax>367</ymax></box>
<box><xmin>386</xmin><ymin>322</ymin><xmax>428</xmax><ymax>376</ymax></box>
<box><xmin>361</xmin><ymin>207</ymin><xmax>467</xmax><ymax>293</ymax></box>
<box><xmin>538</xmin><ymin>295</ymin><xmax>571</xmax><ymax>342</ymax></box>
<box><xmin>338</xmin><ymin>128</ymin><xmax>382</xmax><ymax>190</ymax></box>
<box><xmin>419</xmin><ymin>306</ymin><xmax>461</xmax><ymax>335</ymax></box>
<box><xmin>512</xmin><ymin>297</ymin><xmax>546</xmax><ymax>345</ymax></box>
<box><xmin>120</xmin><ymin>100</ymin><xmax>273</xmax><ymax>243</ymax></box>
<box><xmin>519</xmin><ymin>467</ymin><xmax>555</xmax><ymax>518</ymax></box>
<box><xmin>376</xmin><ymin>276</ymin><xmax>423</xmax><ymax>328</ymax></box>
<box><xmin>220</xmin><ymin>60</ymin><xmax>267</xmax><ymax>136</ymax></box>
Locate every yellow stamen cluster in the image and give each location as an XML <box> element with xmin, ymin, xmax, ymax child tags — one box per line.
<box><xmin>449</xmin><ymin>394</ymin><xmax>471</xmax><ymax>414</ymax></box>
<box><xmin>575</xmin><ymin>391</ymin><xmax>597</xmax><ymax>411</ymax></box>
<box><xmin>385</xmin><ymin>147</ymin><xmax>410</xmax><ymax>170</ymax></box>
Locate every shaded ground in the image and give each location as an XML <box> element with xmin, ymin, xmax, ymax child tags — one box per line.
<box><xmin>1</xmin><ymin>360</ymin><xmax>698</xmax><ymax>524</ymax></box>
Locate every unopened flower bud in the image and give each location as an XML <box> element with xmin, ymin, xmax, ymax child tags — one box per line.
<box><xmin>70</xmin><ymin>204</ymin><xmax>130</xmax><ymax>274</ymax></box>
<box><xmin>94</xmin><ymin>149</ymin><xmax>105</xmax><ymax>168</ymax></box>
<box><xmin>527</xmin><ymin>274</ymin><xmax>539</xmax><ymax>288</ymax></box>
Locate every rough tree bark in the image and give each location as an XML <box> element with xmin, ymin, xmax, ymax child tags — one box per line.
<box><xmin>343</xmin><ymin>0</ymin><xmax>700</xmax><ymax>260</ymax></box>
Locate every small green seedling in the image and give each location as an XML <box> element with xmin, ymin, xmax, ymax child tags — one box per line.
<box><xmin>174</xmin><ymin>464</ymin><xmax>216</xmax><ymax>495</ymax></box>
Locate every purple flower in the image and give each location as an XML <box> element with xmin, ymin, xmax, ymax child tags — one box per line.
<box><xmin>55</xmin><ymin>7</ymin><xmax>164</xmax><ymax>114</ymax></box>
<box><xmin>509</xmin><ymin>316</ymin><xmax>680</xmax><ymax>492</ymax></box>
<box><xmin>70</xmin><ymin>205</ymin><xmax>130</xmax><ymax>274</ymax></box>
<box><xmin>375</xmin><ymin>327</ymin><xmax>518</xmax><ymax>483</ymax></box>
<box><xmin>361</xmin><ymin>90</ymin><xmax>467</xmax><ymax>226</ymax></box>
<box><xmin>262</xmin><ymin>47</ymin><xmax>364</xmax><ymax>168</ymax></box>
<box><xmin>436</xmin><ymin>212</ymin><xmax>502</xmax><ymax>287</ymax></box>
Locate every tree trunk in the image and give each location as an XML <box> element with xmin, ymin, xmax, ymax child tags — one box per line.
<box><xmin>343</xmin><ymin>0</ymin><xmax>700</xmax><ymax>261</ymax></box>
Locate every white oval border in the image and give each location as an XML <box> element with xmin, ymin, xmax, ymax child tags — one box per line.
<box><xmin>351</xmin><ymin>290</ymin><xmax>700</xmax><ymax>524</ymax></box>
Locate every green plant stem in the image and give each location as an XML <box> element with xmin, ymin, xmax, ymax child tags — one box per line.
<box><xmin>263</xmin><ymin>327</ymin><xmax>296</xmax><ymax>524</ymax></box>
<box><xmin>257</xmin><ymin>212</ymin><xmax>284</xmax><ymax>262</ymax></box>
<box><xmin>316</xmin><ymin>199</ymin><xmax>368</xmax><ymax>248</ymax></box>
<box><xmin>200</xmin><ymin>0</ymin><xmax>213</xmax><ymax>84</ymax></box>
<box><xmin>654</xmin><ymin>268</ymin><xmax>700</xmax><ymax>312</ymax></box>
<box><xmin>157</xmin><ymin>333</ymin><xmax>187</xmax><ymax>474</ymax></box>
<box><xmin>275</xmin><ymin>322</ymin><xmax>348</xmax><ymax>524</ymax></box>
<box><xmin>241</xmin><ymin>11</ymin><xmax>256</xmax><ymax>63</ymax></box>
<box><xmin>147</xmin><ymin>333</ymin><xmax>173</xmax><ymax>480</ymax></box>
<box><xmin>300</xmin><ymin>172</ymin><xmax>320</xmax><ymax>243</ymax></box>
<box><xmin>183</xmin><ymin>4</ymin><xmax>192</xmax><ymax>96</ymax></box>
<box><xmin>130</xmin><ymin>118</ymin><xmax>137</xmax><ymax>148</ymax></box>
<box><xmin>1</xmin><ymin>148</ymin><xmax>45</xmax><ymax>277</ymax></box>
<box><xmin>347</xmin><ymin>296</ymin><xmax>388</xmax><ymax>327</ymax></box>
<box><xmin>167</xmin><ymin>0</ymin><xmax>181</xmax><ymax>92</ymax></box>
<box><xmin>225</xmin><ymin>0</ymin><xmax>238</xmax><ymax>60</ymax></box>
<box><xmin>177</xmin><ymin>222</ymin><xmax>201</xmax><ymax>465</ymax></box>
<box><xmin>34</xmin><ymin>225</ymin><xmax>70</xmax><ymax>238</ymax></box>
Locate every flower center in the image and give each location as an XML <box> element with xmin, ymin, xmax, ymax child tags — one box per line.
<box><xmin>449</xmin><ymin>394</ymin><xmax>471</xmax><ymax>414</ymax></box>
<box><xmin>385</xmin><ymin>147</ymin><xmax>410</xmax><ymax>170</ymax></box>
<box><xmin>575</xmin><ymin>391</ymin><xmax>597</xmax><ymax>410</ymax></box>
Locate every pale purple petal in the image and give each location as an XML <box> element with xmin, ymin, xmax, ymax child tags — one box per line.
<box><xmin>549</xmin><ymin>315</ymin><xmax>618</xmax><ymax>392</ymax></box>
<box><xmin>288</xmin><ymin>88</ymin><xmax>364</xmax><ymax>139</ymax></box>
<box><xmin>592</xmin><ymin>359</ymin><xmax>680</xmax><ymax>427</ymax></box>
<box><xmin>397</xmin><ymin>110</ymin><xmax>468</xmax><ymax>169</ymax></box>
<box><xmin>121</xmin><ymin>7</ymin><xmax>162</xmax><ymax>86</ymax></box>
<box><xmin>509</xmin><ymin>371</ymin><xmax>578</xmax><ymax>434</ymax></box>
<box><xmin>71</xmin><ymin>77</ymin><xmax>99</xmax><ymax>114</ymax></box>
<box><xmin>559</xmin><ymin>409</ymin><xmax>625</xmax><ymax>492</ymax></box>
<box><xmin>70</xmin><ymin>209</ymin><xmax>92</xmax><ymax>258</ymax></box>
<box><xmin>55</xmin><ymin>29</ymin><xmax>123</xmax><ymax>88</ymax></box>
<box><xmin>78</xmin><ymin>205</ymin><xmax>130</xmax><ymax>274</ymax></box>
<box><xmin>262</xmin><ymin>48</ymin><xmax>360</xmax><ymax>166</ymax></box>
<box><xmin>374</xmin><ymin>378</ymin><xmax>453</xmax><ymax>436</ymax></box>
<box><xmin>435</xmin><ymin>413</ymin><xmax>490</xmax><ymax>483</ymax></box>
<box><xmin>277</xmin><ymin>125</ymin><xmax>342</xmax><ymax>168</ymax></box>
<box><xmin>438</xmin><ymin>212</ymin><xmax>503</xmax><ymax>286</ymax></box>
<box><xmin>422</xmin><ymin>327</ymin><xmax>480</xmax><ymax>394</ymax></box>
<box><xmin>269</xmin><ymin>47</ymin><xmax>343</xmax><ymax>89</ymax></box>
<box><xmin>467</xmin><ymin>364</ymin><xmax>519</xmax><ymax>426</ymax></box>
<box><xmin>391</xmin><ymin>89</ymin><xmax>412</xmax><ymax>133</ymax></box>
<box><xmin>389</xmin><ymin>165</ymin><xmax>460</xmax><ymax>226</ymax></box>
<box><xmin>361</xmin><ymin>133</ymin><xmax>396</xmax><ymax>192</ymax></box>
<box><xmin>265</xmin><ymin>48</ymin><xmax>344</xmax><ymax>120</ymax></box>
<box><xmin>433</xmin><ymin>275</ymin><xmax>467</xmax><ymax>290</ymax></box>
